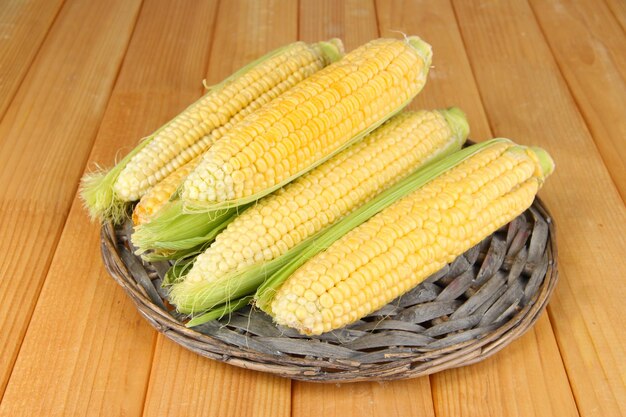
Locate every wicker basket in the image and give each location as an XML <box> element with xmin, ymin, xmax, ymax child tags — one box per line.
<box><xmin>101</xmin><ymin>198</ymin><xmax>557</xmax><ymax>382</ymax></box>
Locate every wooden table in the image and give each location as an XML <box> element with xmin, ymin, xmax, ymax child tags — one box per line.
<box><xmin>0</xmin><ymin>0</ymin><xmax>624</xmax><ymax>416</ymax></box>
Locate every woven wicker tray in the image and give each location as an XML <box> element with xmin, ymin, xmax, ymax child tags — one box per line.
<box><xmin>101</xmin><ymin>198</ymin><xmax>557</xmax><ymax>382</ymax></box>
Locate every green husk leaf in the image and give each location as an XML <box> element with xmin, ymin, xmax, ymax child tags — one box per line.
<box><xmin>131</xmin><ymin>200</ymin><xmax>243</xmax><ymax>256</ymax></box>
<box><xmin>163</xmin><ymin>259</ymin><xmax>196</xmax><ymax>286</ymax></box>
<box><xmin>80</xmin><ymin>140</ymin><xmax>153</xmax><ymax>224</ymax></box>
<box><xmin>254</xmin><ymin>138</ymin><xmax>512</xmax><ymax>314</ymax></box>
<box><xmin>186</xmin><ymin>296</ymin><xmax>254</xmax><ymax>327</ymax></box>
<box><xmin>141</xmin><ymin>244</ymin><xmax>205</xmax><ymax>263</ymax></box>
<box><xmin>168</xmin><ymin>226</ymin><xmax>329</xmax><ymax>314</ymax></box>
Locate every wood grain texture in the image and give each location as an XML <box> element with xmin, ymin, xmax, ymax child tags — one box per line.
<box><xmin>143</xmin><ymin>337</ymin><xmax>291</xmax><ymax>417</ymax></box>
<box><xmin>433</xmin><ymin>318</ymin><xmax>579</xmax><ymax>417</ymax></box>
<box><xmin>293</xmin><ymin>3</ymin><xmax>436</xmax><ymax>415</ymax></box>
<box><xmin>603</xmin><ymin>0</ymin><xmax>626</xmax><ymax>32</ymax></box>
<box><xmin>293</xmin><ymin>378</ymin><xmax>434</xmax><ymax>417</ymax></box>
<box><xmin>0</xmin><ymin>208</ymin><xmax>156</xmax><ymax>417</ymax></box>
<box><xmin>0</xmin><ymin>0</ymin><xmax>65</xmax><ymax>119</ymax></box>
<box><xmin>530</xmin><ymin>0</ymin><xmax>626</xmax><ymax>200</ymax></box>
<box><xmin>375</xmin><ymin>0</ymin><xmax>492</xmax><ymax>140</ymax></box>
<box><xmin>0</xmin><ymin>0</ymin><xmax>141</xmax><ymax>401</ymax></box>
<box><xmin>299</xmin><ymin>0</ymin><xmax>378</xmax><ymax>50</ymax></box>
<box><xmin>204</xmin><ymin>0</ymin><xmax>300</xmax><ymax>86</ymax></box>
<box><xmin>0</xmin><ymin>1</ymin><xmax>623</xmax><ymax>415</ymax></box>
<box><xmin>141</xmin><ymin>1</ymin><xmax>298</xmax><ymax>416</ymax></box>
<box><xmin>452</xmin><ymin>1</ymin><xmax>626</xmax><ymax>416</ymax></box>
<box><xmin>0</xmin><ymin>0</ymin><xmax>222</xmax><ymax>415</ymax></box>
<box><xmin>376</xmin><ymin>2</ymin><xmax>578</xmax><ymax>416</ymax></box>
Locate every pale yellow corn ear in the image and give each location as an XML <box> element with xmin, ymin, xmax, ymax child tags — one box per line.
<box><xmin>270</xmin><ymin>140</ymin><xmax>555</xmax><ymax>335</ymax></box>
<box><xmin>169</xmin><ymin>107</ymin><xmax>468</xmax><ymax>315</ymax></box>
<box><xmin>80</xmin><ymin>39</ymin><xmax>344</xmax><ymax>223</ymax></box>
<box><xmin>132</xmin><ymin>157</ymin><xmax>200</xmax><ymax>226</ymax></box>
<box><xmin>180</xmin><ymin>108</ymin><xmax>466</xmax><ymax>283</ymax></box>
<box><xmin>182</xmin><ymin>36</ymin><xmax>433</xmax><ymax>212</ymax></box>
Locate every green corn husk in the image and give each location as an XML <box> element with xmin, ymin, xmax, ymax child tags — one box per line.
<box><xmin>254</xmin><ymin>139</ymin><xmax>513</xmax><ymax>314</ymax></box>
<box><xmin>170</xmin><ymin>227</ymin><xmax>328</xmax><ymax>316</ymax></box>
<box><xmin>131</xmin><ymin>200</ymin><xmax>245</xmax><ymax>260</ymax></box>
<box><xmin>185</xmin><ymin>296</ymin><xmax>254</xmax><ymax>327</ymax></box>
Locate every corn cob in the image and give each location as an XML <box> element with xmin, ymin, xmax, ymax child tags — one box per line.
<box><xmin>169</xmin><ymin>107</ymin><xmax>468</xmax><ymax>315</ymax></box>
<box><xmin>80</xmin><ymin>39</ymin><xmax>344</xmax><ymax>222</ymax></box>
<box><xmin>266</xmin><ymin>140</ymin><xmax>555</xmax><ymax>335</ymax></box>
<box><xmin>132</xmin><ymin>156</ymin><xmax>200</xmax><ymax>225</ymax></box>
<box><xmin>181</xmin><ymin>36</ymin><xmax>433</xmax><ymax>212</ymax></box>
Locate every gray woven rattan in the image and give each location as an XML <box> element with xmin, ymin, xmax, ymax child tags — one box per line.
<box><xmin>101</xmin><ymin>199</ymin><xmax>557</xmax><ymax>382</ymax></box>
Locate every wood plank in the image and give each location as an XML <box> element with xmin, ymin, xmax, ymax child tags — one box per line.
<box><xmin>452</xmin><ymin>1</ymin><xmax>626</xmax><ymax>416</ymax></box>
<box><xmin>603</xmin><ymin>0</ymin><xmax>626</xmax><ymax>33</ymax></box>
<box><xmin>433</xmin><ymin>318</ymin><xmax>579</xmax><ymax>417</ymax></box>
<box><xmin>143</xmin><ymin>337</ymin><xmax>291</xmax><ymax>417</ymax></box>
<box><xmin>299</xmin><ymin>0</ymin><xmax>378</xmax><ymax>51</ymax></box>
<box><xmin>293</xmin><ymin>3</ymin><xmax>435</xmax><ymax>416</ymax></box>
<box><xmin>141</xmin><ymin>1</ymin><xmax>297</xmax><ymax>416</ymax></box>
<box><xmin>0</xmin><ymin>0</ymin><xmax>65</xmax><ymax>119</ymax></box>
<box><xmin>376</xmin><ymin>2</ymin><xmax>579</xmax><ymax>416</ymax></box>
<box><xmin>376</xmin><ymin>0</ymin><xmax>492</xmax><ymax>140</ymax></box>
<box><xmin>0</xmin><ymin>0</ymin><xmax>141</xmax><ymax>401</ymax></box>
<box><xmin>293</xmin><ymin>378</ymin><xmax>434</xmax><ymax>417</ymax></box>
<box><xmin>529</xmin><ymin>0</ymin><xmax>626</xmax><ymax>200</ymax></box>
<box><xmin>0</xmin><ymin>0</ymin><xmax>221</xmax><ymax>415</ymax></box>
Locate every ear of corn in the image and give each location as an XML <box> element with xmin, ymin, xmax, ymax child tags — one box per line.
<box><xmin>253</xmin><ymin>140</ymin><xmax>507</xmax><ymax>313</ymax></box>
<box><xmin>169</xmin><ymin>107</ymin><xmax>468</xmax><ymax>317</ymax></box>
<box><xmin>264</xmin><ymin>140</ymin><xmax>555</xmax><ymax>335</ymax></box>
<box><xmin>181</xmin><ymin>36</ymin><xmax>433</xmax><ymax>213</ymax></box>
<box><xmin>132</xmin><ymin>105</ymin><xmax>462</xmax><ymax>261</ymax></box>
<box><xmin>132</xmin><ymin>156</ymin><xmax>201</xmax><ymax>226</ymax></box>
<box><xmin>81</xmin><ymin>39</ymin><xmax>344</xmax><ymax>223</ymax></box>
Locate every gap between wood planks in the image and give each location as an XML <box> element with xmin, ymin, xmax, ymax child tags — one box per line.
<box><xmin>523</xmin><ymin>2</ymin><xmax>625</xmax><ymax>410</ymax></box>
<box><xmin>527</xmin><ymin>0</ymin><xmax>626</xmax><ymax>203</ymax></box>
<box><xmin>0</xmin><ymin>0</ymin><xmax>65</xmax><ymax>122</ymax></box>
<box><xmin>446</xmin><ymin>1</ymin><xmax>582</xmax><ymax>414</ymax></box>
<box><xmin>450</xmin><ymin>1</ymin><xmax>625</xmax><ymax>416</ymax></box>
<box><xmin>135</xmin><ymin>3</ymin><xmax>223</xmax><ymax>415</ymax></box>
<box><xmin>0</xmin><ymin>2</ymin><xmax>144</xmax><ymax>403</ymax></box>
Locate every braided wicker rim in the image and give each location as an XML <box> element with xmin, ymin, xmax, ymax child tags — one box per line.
<box><xmin>101</xmin><ymin>197</ymin><xmax>557</xmax><ymax>382</ymax></box>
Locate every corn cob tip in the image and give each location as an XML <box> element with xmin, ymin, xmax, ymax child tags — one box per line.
<box><xmin>507</xmin><ymin>144</ymin><xmax>555</xmax><ymax>182</ymax></box>
<box><xmin>80</xmin><ymin>169</ymin><xmax>128</xmax><ymax>224</ymax></box>
<box><xmin>316</xmin><ymin>38</ymin><xmax>344</xmax><ymax>63</ymax></box>
<box><xmin>406</xmin><ymin>36</ymin><xmax>433</xmax><ymax>69</ymax></box>
<box><xmin>169</xmin><ymin>278</ymin><xmax>202</xmax><ymax>314</ymax></box>
<box><xmin>438</xmin><ymin>107</ymin><xmax>470</xmax><ymax>145</ymax></box>
<box><xmin>530</xmin><ymin>146</ymin><xmax>555</xmax><ymax>179</ymax></box>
